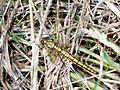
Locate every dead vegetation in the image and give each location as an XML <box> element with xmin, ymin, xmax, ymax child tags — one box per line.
<box><xmin>0</xmin><ymin>0</ymin><xmax>120</xmax><ymax>90</ymax></box>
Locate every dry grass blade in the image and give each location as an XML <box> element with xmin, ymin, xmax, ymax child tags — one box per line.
<box><xmin>104</xmin><ymin>0</ymin><xmax>120</xmax><ymax>18</ymax></box>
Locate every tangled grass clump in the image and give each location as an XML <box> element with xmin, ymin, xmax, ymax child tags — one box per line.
<box><xmin>0</xmin><ymin>0</ymin><xmax>120</xmax><ymax>90</ymax></box>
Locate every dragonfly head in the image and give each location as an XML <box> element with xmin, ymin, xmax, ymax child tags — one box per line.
<box><xmin>43</xmin><ymin>40</ymin><xmax>55</xmax><ymax>49</ymax></box>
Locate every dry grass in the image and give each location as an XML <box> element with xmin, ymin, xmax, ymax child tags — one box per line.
<box><xmin>0</xmin><ymin>0</ymin><xmax>120</xmax><ymax>90</ymax></box>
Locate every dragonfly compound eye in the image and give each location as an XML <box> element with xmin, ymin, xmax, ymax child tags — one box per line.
<box><xmin>47</xmin><ymin>41</ymin><xmax>55</xmax><ymax>48</ymax></box>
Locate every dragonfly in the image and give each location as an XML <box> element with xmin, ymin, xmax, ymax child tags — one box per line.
<box><xmin>42</xmin><ymin>39</ymin><xmax>97</xmax><ymax>75</ymax></box>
